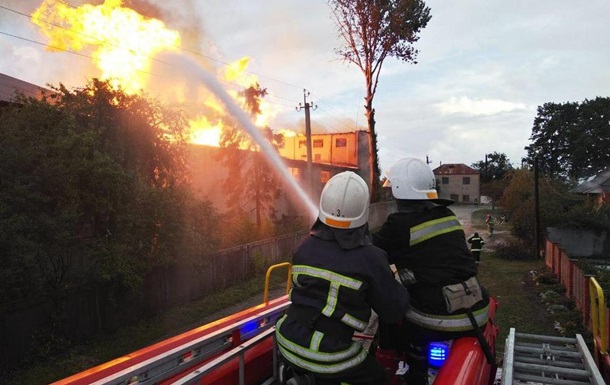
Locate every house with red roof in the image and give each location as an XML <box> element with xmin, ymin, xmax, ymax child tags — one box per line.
<box><xmin>433</xmin><ymin>163</ymin><xmax>480</xmax><ymax>204</ymax></box>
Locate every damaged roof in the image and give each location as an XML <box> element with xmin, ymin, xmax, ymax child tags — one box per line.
<box><xmin>433</xmin><ymin>163</ymin><xmax>479</xmax><ymax>175</ymax></box>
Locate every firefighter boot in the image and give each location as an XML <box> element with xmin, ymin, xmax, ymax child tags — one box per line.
<box><xmin>403</xmin><ymin>343</ymin><xmax>429</xmax><ymax>385</ymax></box>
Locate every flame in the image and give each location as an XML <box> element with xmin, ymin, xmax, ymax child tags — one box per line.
<box><xmin>32</xmin><ymin>0</ymin><xmax>180</xmax><ymax>93</ymax></box>
<box><xmin>31</xmin><ymin>1</ymin><xmax>278</xmax><ymax>148</ymax></box>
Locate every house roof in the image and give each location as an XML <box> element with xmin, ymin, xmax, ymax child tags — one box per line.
<box><xmin>572</xmin><ymin>169</ymin><xmax>610</xmax><ymax>194</ymax></box>
<box><xmin>433</xmin><ymin>163</ymin><xmax>479</xmax><ymax>175</ymax></box>
<box><xmin>0</xmin><ymin>73</ymin><xmax>51</xmax><ymax>102</ymax></box>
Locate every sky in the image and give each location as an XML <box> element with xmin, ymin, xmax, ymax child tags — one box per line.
<box><xmin>1</xmin><ymin>0</ymin><xmax>610</xmax><ymax>173</ymax></box>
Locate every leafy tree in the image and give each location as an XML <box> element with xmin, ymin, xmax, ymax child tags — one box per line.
<box><xmin>498</xmin><ymin>169</ymin><xmax>591</xmax><ymax>249</ymax></box>
<box><xmin>471</xmin><ymin>152</ymin><xmax>514</xmax><ymax>183</ymax></box>
<box><xmin>216</xmin><ymin>83</ymin><xmax>282</xmax><ymax>234</ymax></box>
<box><xmin>471</xmin><ymin>152</ymin><xmax>514</xmax><ymax>207</ymax></box>
<box><xmin>329</xmin><ymin>0</ymin><xmax>431</xmax><ymax>201</ymax></box>
<box><xmin>0</xmin><ymin>80</ymin><xmax>220</xmax><ymax>302</ymax></box>
<box><xmin>525</xmin><ymin>97</ymin><xmax>610</xmax><ymax>181</ymax></box>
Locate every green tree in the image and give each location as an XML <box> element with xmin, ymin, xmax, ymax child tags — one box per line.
<box><xmin>216</xmin><ymin>83</ymin><xmax>282</xmax><ymax>236</ymax></box>
<box><xmin>0</xmin><ymin>80</ymin><xmax>220</xmax><ymax>302</ymax></box>
<box><xmin>525</xmin><ymin>97</ymin><xmax>610</xmax><ymax>181</ymax></box>
<box><xmin>471</xmin><ymin>152</ymin><xmax>514</xmax><ymax>183</ymax></box>
<box><xmin>329</xmin><ymin>0</ymin><xmax>431</xmax><ymax>201</ymax></box>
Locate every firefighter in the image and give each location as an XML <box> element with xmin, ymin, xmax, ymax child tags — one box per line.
<box><xmin>468</xmin><ymin>232</ymin><xmax>485</xmax><ymax>264</ymax></box>
<box><xmin>373</xmin><ymin>158</ymin><xmax>490</xmax><ymax>385</ymax></box>
<box><xmin>276</xmin><ymin>171</ymin><xmax>411</xmax><ymax>385</ymax></box>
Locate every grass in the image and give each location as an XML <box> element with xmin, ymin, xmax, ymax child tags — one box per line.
<box><xmin>477</xmin><ymin>252</ymin><xmax>557</xmax><ymax>354</ymax></box>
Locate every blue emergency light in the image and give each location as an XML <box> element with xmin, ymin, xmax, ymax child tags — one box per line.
<box><xmin>428</xmin><ymin>341</ymin><xmax>450</xmax><ymax>368</ymax></box>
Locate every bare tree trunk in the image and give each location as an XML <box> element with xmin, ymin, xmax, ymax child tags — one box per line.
<box><xmin>365</xmin><ymin>80</ymin><xmax>381</xmax><ymax>202</ymax></box>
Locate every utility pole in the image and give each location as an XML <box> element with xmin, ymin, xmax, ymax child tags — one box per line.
<box><xmin>534</xmin><ymin>154</ymin><xmax>541</xmax><ymax>258</ymax></box>
<box><xmin>426</xmin><ymin>155</ymin><xmax>432</xmax><ymax>165</ymax></box>
<box><xmin>296</xmin><ymin>89</ymin><xmax>316</xmax><ymax>195</ymax></box>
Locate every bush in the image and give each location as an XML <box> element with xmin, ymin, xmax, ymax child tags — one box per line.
<box><xmin>493</xmin><ymin>238</ymin><xmax>535</xmax><ymax>261</ymax></box>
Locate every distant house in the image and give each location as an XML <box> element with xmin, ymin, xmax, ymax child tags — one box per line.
<box><xmin>571</xmin><ymin>168</ymin><xmax>610</xmax><ymax>207</ymax></box>
<box><xmin>0</xmin><ymin>73</ymin><xmax>51</xmax><ymax>107</ymax></box>
<box><xmin>433</xmin><ymin>163</ymin><xmax>480</xmax><ymax>204</ymax></box>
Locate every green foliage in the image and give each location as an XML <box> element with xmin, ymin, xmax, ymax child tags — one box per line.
<box><xmin>216</xmin><ymin>83</ymin><xmax>282</xmax><ymax>234</ymax></box>
<box><xmin>497</xmin><ymin>169</ymin><xmax>604</xmax><ymax>246</ymax></box>
<box><xmin>0</xmin><ymin>79</ymin><xmax>221</xmax><ymax>302</ymax></box>
<box><xmin>493</xmin><ymin>238</ymin><xmax>535</xmax><ymax>261</ymax></box>
<box><xmin>471</xmin><ymin>151</ymin><xmax>514</xmax><ymax>183</ymax></box>
<box><xmin>525</xmin><ymin>97</ymin><xmax>610</xmax><ymax>181</ymax></box>
<box><xmin>329</xmin><ymin>0</ymin><xmax>432</xmax><ymax>200</ymax></box>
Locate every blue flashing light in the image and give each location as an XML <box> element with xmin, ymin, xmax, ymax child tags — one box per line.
<box><xmin>428</xmin><ymin>341</ymin><xmax>450</xmax><ymax>368</ymax></box>
<box><xmin>240</xmin><ymin>320</ymin><xmax>260</xmax><ymax>336</ymax></box>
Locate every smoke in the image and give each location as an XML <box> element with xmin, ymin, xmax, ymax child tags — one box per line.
<box><xmin>159</xmin><ymin>52</ymin><xmax>318</xmax><ymax>220</ymax></box>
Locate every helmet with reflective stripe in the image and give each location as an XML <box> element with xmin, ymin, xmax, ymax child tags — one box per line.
<box><xmin>318</xmin><ymin>171</ymin><xmax>369</xmax><ymax>229</ymax></box>
<box><xmin>384</xmin><ymin>157</ymin><xmax>453</xmax><ymax>204</ymax></box>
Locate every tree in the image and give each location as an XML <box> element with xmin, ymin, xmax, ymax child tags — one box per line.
<box><xmin>0</xmin><ymin>80</ymin><xmax>220</xmax><ymax>302</ymax></box>
<box><xmin>216</xmin><ymin>83</ymin><xmax>282</xmax><ymax>235</ymax></box>
<box><xmin>329</xmin><ymin>0</ymin><xmax>431</xmax><ymax>201</ymax></box>
<box><xmin>525</xmin><ymin>97</ymin><xmax>610</xmax><ymax>181</ymax></box>
<box><xmin>471</xmin><ymin>152</ymin><xmax>514</xmax><ymax>183</ymax></box>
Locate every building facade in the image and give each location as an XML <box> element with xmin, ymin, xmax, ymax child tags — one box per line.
<box><xmin>433</xmin><ymin>163</ymin><xmax>480</xmax><ymax>204</ymax></box>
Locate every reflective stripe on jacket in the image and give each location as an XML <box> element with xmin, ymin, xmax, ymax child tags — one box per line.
<box><xmin>279</xmin><ymin>233</ymin><xmax>410</xmax><ymax>374</ymax></box>
<box><xmin>405</xmin><ymin>304</ymin><xmax>489</xmax><ymax>332</ymax></box>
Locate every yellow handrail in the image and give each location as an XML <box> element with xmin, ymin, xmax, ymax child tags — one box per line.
<box><xmin>589</xmin><ymin>277</ymin><xmax>608</xmax><ymax>356</ymax></box>
<box><xmin>263</xmin><ymin>262</ymin><xmax>292</xmax><ymax>305</ymax></box>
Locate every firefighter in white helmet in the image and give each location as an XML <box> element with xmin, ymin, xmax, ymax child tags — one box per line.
<box><xmin>373</xmin><ymin>158</ymin><xmax>490</xmax><ymax>385</ymax></box>
<box><xmin>276</xmin><ymin>171</ymin><xmax>410</xmax><ymax>385</ymax></box>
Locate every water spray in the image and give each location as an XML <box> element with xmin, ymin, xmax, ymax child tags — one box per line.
<box><xmin>164</xmin><ymin>53</ymin><xmax>318</xmax><ymax>220</ymax></box>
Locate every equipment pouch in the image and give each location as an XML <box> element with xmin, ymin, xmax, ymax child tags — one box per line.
<box><xmin>442</xmin><ymin>276</ymin><xmax>482</xmax><ymax>313</ymax></box>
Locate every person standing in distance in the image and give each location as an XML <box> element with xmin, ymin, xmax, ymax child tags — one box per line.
<box><xmin>468</xmin><ymin>232</ymin><xmax>485</xmax><ymax>264</ymax></box>
<box><xmin>276</xmin><ymin>171</ymin><xmax>411</xmax><ymax>385</ymax></box>
<box><xmin>373</xmin><ymin>158</ymin><xmax>490</xmax><ymax>385</ymax></box>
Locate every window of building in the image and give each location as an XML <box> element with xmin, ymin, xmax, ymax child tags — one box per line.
<box><xmin>463</xmin><ymin>177</ymin><xmax>471</xmax><ymax>185</ymax></box>
<box><xmin>313</xmin><ymin>139</ymin><xmax>324</xmax><ymax>148</ymax></box>
<box><xmin>442</xmin><ymin>177</ymin><xmax>449</xmax><ymax>184</ymax></box>
<box><xmin>289</xmin><ymin>167</ymin><xmax>300</xmax><ymax>179</ymax></box>
<box><xmin>314</xmin><ymin>154</ymin><xmax>321</xmax><ymax>162</ymax></box>
<box><xmin>321</xmin><ymin>170</ymin><xmax>331</xmax><ymax>183</ymax></box>
<box><xmin>298</xmin><ymin>140</ymin><xmax>306</xmax><ymax>148</ymax></box>
<box><xmin>335</xmin><ymin>138</ymin><xmax>347</xmax><ymax>147</ymax></box>
<box><xmin>462</xmin><ymin>195</ymin><xmax>470</xmax><ymax>202</ymax></box>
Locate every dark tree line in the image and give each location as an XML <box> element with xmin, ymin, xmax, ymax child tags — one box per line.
<box><xmin>525</xmin><ymin>97</ymin><xmax>610</xmax><ymax>181</ymax></box>
<box><xmin>0</xmin><ymin>79</ymin><xmax>220</xmax><ymax>303</ymax></box>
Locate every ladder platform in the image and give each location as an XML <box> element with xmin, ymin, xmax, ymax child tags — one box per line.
<box><xmin>501</xmin><ymin>328</ymin><xmax>606</xmax><ymax>385</ymax></box>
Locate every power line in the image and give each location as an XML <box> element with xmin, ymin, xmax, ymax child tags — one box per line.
<box><xmin>0</xmin><ymin>3</ymin><xmax>385</xmax><ymax>143</ymax></box>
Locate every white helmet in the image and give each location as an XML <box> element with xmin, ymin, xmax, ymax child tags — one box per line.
<box><xmin>318</xmin><ymin>171</ymin><xmax>369</xmax><ymax>229</ymax></box>
<box><xmin>384</xmin><ymin>158</ymin><xmax>452</xmax><ymax>204</ymax></box>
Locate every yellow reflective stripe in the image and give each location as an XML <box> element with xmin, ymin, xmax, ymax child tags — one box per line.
<box><xmin>410</xmin><ymin>216</ymin><xmax>462</xmax><ymax>246</ymax></box>
<box><xmin>322</xmin><ymin>282</ymin><xmax>339</xmax><ymax>317</ymax></box>
<box><xmin>292</xmin><ymin>265</ymin><xmax>366</xmax><ymax>331</ymax></box>
<box><xmin>292</xmin><ymin>265</ymin><xmax>363</xmax><ymax>290</ymax></box>
<box><xmin>405</xmin><ymin>305</ymin><xmax>489</xmax><ymax>332</ymax></box>
<box><xmin>276</xmin><ymin>317</ymin><xmax>363</xmax><ymax>363</ymax></box>
<box><xmin>311</xmin><ymin>331</ymin><xmax>323</xmax><ymax>351</ymax></box>
<box><xmin>277</xmin><ymin>341</ymin><xmax>367</xmax><ymax>374</ymax></box>
<box><xmin>341</xmin><ymin>313</ymin><xmax>368</xmax><ymax>331</ymax></box>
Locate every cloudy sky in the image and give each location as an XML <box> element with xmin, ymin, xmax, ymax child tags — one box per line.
<box><xmin>1</xmin><ymin>0</ymin><xmax>610</xmax><ymax>173</ymax></box>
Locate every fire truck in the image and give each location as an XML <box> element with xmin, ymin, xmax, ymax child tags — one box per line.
<box><xmin>51</xmin><ymin>263</ymin><xmax>605</xmax><ymax>385</ymax></box>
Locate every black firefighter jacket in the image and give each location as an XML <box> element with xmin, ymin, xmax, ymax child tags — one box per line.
<box><xmin>276</xmin><ymin>222</ymin><xmax>410</xmax><ymax>375</ymax></box>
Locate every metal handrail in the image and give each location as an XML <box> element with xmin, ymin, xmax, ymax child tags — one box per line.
<box><xmin>169</xmin><ymin>327</ymin><xmax>277</xmax><ymax>385</ymax></box>
<box><xmin>264</xmin><ymin>262</ymin><xmax>292</xmax><ymax>305</ymax></box>
<box><xmin>589</xmin><ymin>277</ymin><xmax>608</xmax><ymax>356</ymax></box>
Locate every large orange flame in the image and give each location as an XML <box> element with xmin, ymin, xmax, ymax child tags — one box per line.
<box><xmin>32</xmin><ymin>0</ymin><xmax>180</xmax><ymax>94</ymax></box>
<box><xmin>31</xmin><ymin>0</ymin><xmax>283</xmax><ymax>147</ymax></box>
